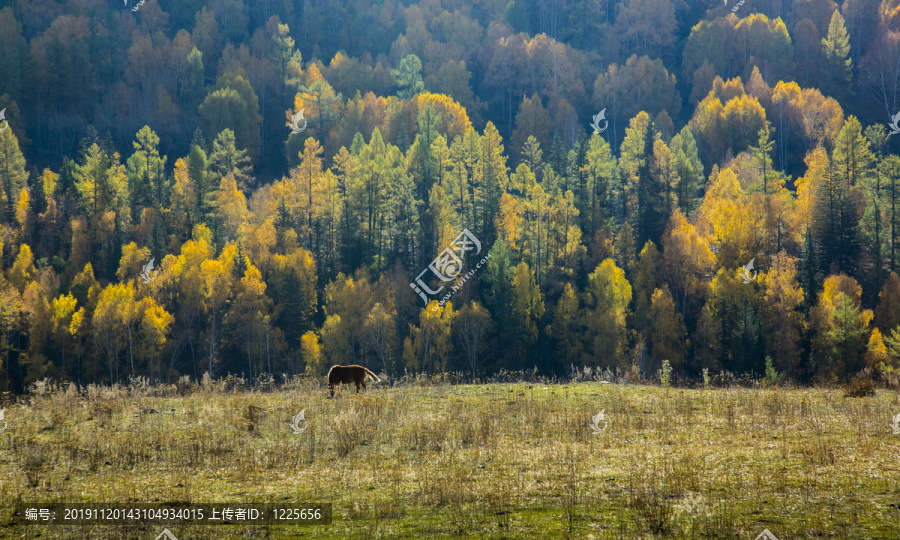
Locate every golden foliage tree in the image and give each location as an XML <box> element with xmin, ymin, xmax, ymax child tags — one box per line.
<box><xmin>811</xmin><ymin>274</ymin><xmax>874</xmax><ymax>380</ymax></box>
<box><xmin>584</xmin><ymin>258</ymin><xmax>632</xmax><ymax>367</ymax></box>
<box><xmin>647</xmin><ymin>286</ymin><xmax>687</xmax><ymax>370</ymax></box>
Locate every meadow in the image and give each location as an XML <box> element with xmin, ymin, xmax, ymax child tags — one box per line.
<box><xmin>1</xmin><ymin>374</ymin><xmax>899</xmax><ymax>539</ymax></box>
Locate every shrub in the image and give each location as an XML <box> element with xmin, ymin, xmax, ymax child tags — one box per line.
<box><xmin>843</xmin><ymin>374</ymin><xmax>875</xmax><ymax>398</ymax></box>
<box><xmin>659</xmin><ymin>360</ymin><xmax>672</xmax><ymax>388</ymax></box>
<box><xmin>764</xmin><ymin>356</ymin><xmax>783</xmax><ymax>387</ymax></box>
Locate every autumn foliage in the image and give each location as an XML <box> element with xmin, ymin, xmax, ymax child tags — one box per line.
<box><xmin>2</xmin><ymin>0</ymin><xmax>900</xmax><ymax>390</ymax></box>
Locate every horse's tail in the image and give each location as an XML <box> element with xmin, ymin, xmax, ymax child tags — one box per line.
<box><xmin>360</xmin><ymin>366</ymin><xmax>381</xmax><ymax>383</ymax></box>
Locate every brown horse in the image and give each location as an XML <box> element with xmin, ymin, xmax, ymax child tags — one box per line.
<box><xmin>327</xmin><ymin>365</ymin><xmax>381</xmax><ymax>397</ymax></box>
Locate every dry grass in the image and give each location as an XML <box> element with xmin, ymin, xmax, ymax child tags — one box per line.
<box><xmin>1</xmin><ymin>379</ymin><xmax>899</xmax><ymax>539</ymax></box>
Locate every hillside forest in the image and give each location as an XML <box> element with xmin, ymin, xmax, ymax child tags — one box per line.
<box><xmin>2</xmin><ymin>0</ymin><xmax>900</xmax><ymax>391</ymax></box>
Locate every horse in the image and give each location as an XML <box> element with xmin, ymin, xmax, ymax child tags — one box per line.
<box><xmin>327</xmin><ymin>365</ymin><xmax>381</xmax><ymax>397</ymax></box>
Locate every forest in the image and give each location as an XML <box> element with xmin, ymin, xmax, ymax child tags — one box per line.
<box><xmin>1</xmin><ymin>0</ymin><xmax>900</xmax><ymax>392</ymax></box>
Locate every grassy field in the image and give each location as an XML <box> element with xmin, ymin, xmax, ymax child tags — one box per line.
<box><xmin>1</xmin><ymin>377</ymin><xmax>900</xmax><ymax>539</ymax></box>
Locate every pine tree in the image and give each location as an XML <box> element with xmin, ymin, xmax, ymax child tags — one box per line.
<box><xmin>270</xmin><ymin>23</ymin><xmax>296</xmax><ymax>93</ymax></box>
<box><xmin>636</xmin><ymin>119</ymin><xmax>664</xmax><ymax>249</ymax></box>
<box><xmin>58</xmin><ymin>158</ymin><xmax>76</xmax><ymax>197</ymax></box>
<box><xmin>750</xmin><ymin>123</ymin><xmax>776</xmax><ymax>195</ymax></box>
<box><xmin>73</xmin><ymin>143</ymin><xmax>128</xmax><ymax>224</ymax></box>
<box><xmin>482</xmin><ymin>240</ymin><xmax>515</xmax><ymax>368</ymax></box>
<box><xmin>800</xmin><ymin>225</ymin><xmax>821</xmax><ymax>311</ymax></box>
<box><xmin>151</xmin><ymin>217</ymin><xmax>165</xmax><ymax>263</ymax></box>
<box><xmin>188</xmin><ymin>143</ymin><xmax>214</xmax><ymax>223</ymax></box>
<box><xmin>822</xmin><ymin>10</ymin><xmax>853</xmax><ymax>100</ymax></box>
<box><xmin>209</xmin><ymin>129</ymin><xmax>254</xmax><ymax>194</ymax></box>
<box><xmin>475</xmin><ymin>122</ymin><xmax>509</xmax><ymax>246</ymax></box>
<box><xmin>826</xmin><ymin>292</ymin><xmax>871</xmax><ymax>376</ymax></box>
<box><xmin>579</xmin><ymin>134</ymin><xmax>616</xmax><ymax>242</ymax></box>
<box><xmin>549</xmin><ymin>133</ymin><xmax>567</xmax><ymax>181</ymax></box>
<box><xmin>521</xmin><ymin>136</ymin><xmax>544</xmax><ymax>181</ymax></box>
<box><xmin>396</xmin><ymin>123</ymin><xmax>411</xmax><ymax>153</ymax></box>
<box><xmin>184</xmin><ymin>48</ymin><xmax>206</xmax><ymax>115</ymax></box>
<box><xmin>862</xmin><ymin>159</ymin><xmax>886</xmax><ymax>291</ymax></box>
<box><xmin>881</xmin><ymin>155</ymin><xmax>900</xmax><ymax>273</ymax></box>
<box><xmin>0</xmin><ymin>125</ymin><xmax>28</xmax><ymax>223</ymax></box>
<box><xmin>614</xmin><ymin>221</ymin><xmax>637</xmax><ymax>280</ymax></box>
<box><xmin>820</xmin><ymin>117</ymin><xmax>872</xmax><ymax>277</ymax></box>
<box><xmin>568</xmin><ymin>131</ymin><xmax>588</xmax><ymax>195</ymax></box>
<box><xmin>815</xmin><ymin>159</ymin><xmax>860</xmax><ymax>276</ymax></box>
<box><xmin>833</xmin><ymin>117</ymin><xmax>873</xmax><ymax>190</ymax></box>
<box><xmin>510</xmin><ymin>262</ymin><xmax>545</xmax><ymax>369</ymax></box>
<box><xmin>671</xmin><ymin>127</ymin><xmax>703</xmax><ymax>216</ymax></box>
<box><xmin>233</xmin><ymin>244</ymin><xmax>249</xmax><ymax>279</ymax></box>
<box><xmin>276</xmin><ymin>197</ymin><xmax>293</xmax><ymax>247</ymax></box>
<box><xmin>190</xmin><ymin>128</ymin><xmax>207</xmax><ymax>154</ymax></box>
<box><xmin>732</xmin><ymin>294</ymin><xmax>763</xmax><ymax>374</ymax></box>
<box><xmin>393</xmin><ymin>54</ymin><xmax>425</xmax><ymax>99</ymax></box>
<box><xmin>126</xmin><ymin>126</ymin><xmax>169</xmax><ymax>212</ymax></box>
<box><xmin>28</xmin><ymin>167</ymin><xmax>47</xmax><ymax>217</ymax></box>
<box><xmin>411</xmin><ymin>106</ymin><xmax>441</xmax><ymax>200</ymax></box>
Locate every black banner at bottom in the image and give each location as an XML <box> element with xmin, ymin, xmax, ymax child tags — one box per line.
<box><xmin>12</xmin><ymin>503</ymin><xmax>331</xmax><ymax>526</ymax></box>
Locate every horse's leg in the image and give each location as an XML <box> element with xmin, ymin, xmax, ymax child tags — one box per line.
<box><xmin>330</xmin><ymin>383</ymin><xmax>334</xmax><ymax>397</ymax></box>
